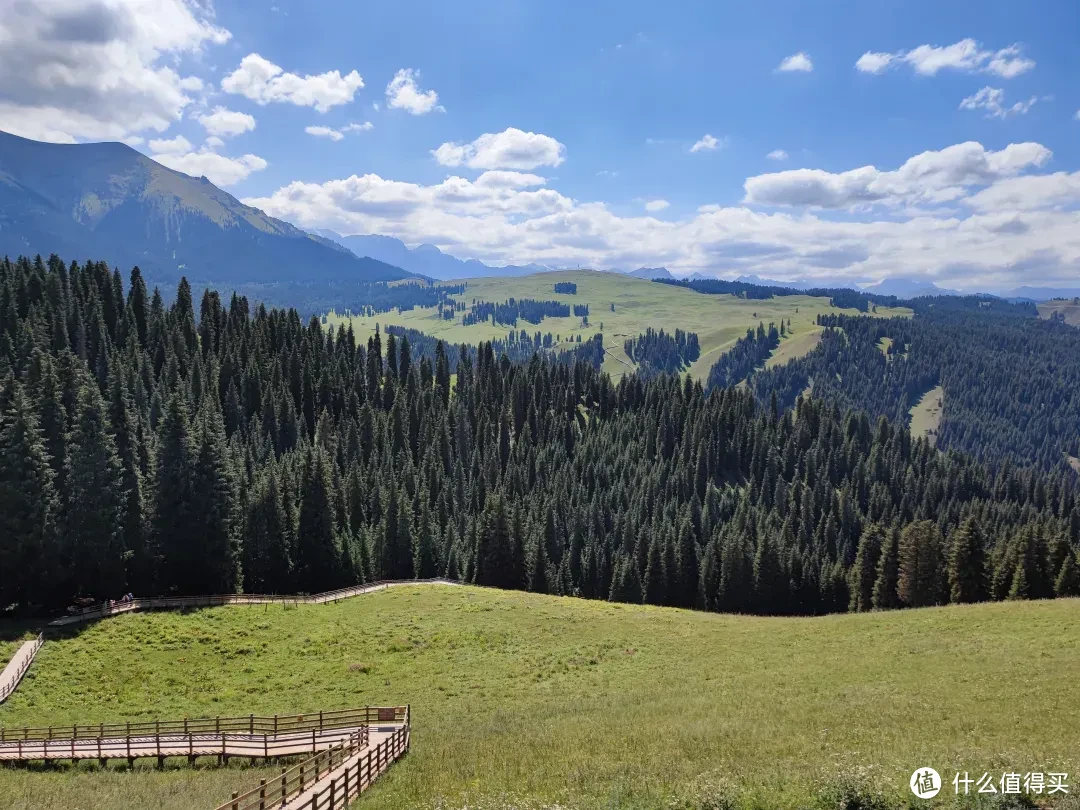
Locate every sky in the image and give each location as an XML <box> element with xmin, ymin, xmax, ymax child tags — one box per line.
<box><xmin>2</xmin><ymin>0</ymin><xmax>1080</xmax><ymax>292</ymax></box>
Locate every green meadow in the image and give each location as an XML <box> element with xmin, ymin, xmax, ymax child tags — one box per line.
<box><xmin>325</xmin><ymin>271</ymin><xmax>911</xmax><ymax>380</ymax></box>
<box><xmin>2</xmin><ymin>586</ymin><xmax>1077</xmax><ymax>810</ymax></box>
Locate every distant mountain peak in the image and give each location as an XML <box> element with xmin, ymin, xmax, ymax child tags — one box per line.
<box><xmin>0</xmin><ymin>130</ymin><xmax>409</xmax><ymax>285</ymax></box>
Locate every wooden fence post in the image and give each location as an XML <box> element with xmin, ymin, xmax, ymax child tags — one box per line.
<box><xmin>231</xmin><ymin>791</ymin><xmax>239</xmax><ymax>810</ymax></box>
<box><xmin>258</xmin><ymin>777</ymin><xmax>266</xmax><ymax>810</ymax></box>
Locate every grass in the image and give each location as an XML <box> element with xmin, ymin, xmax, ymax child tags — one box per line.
<box><xmin>1038</xmin><ymin>300</ymin><xmax>1080</xmax><ymax>327</ymax></box>
<box><xmin>325</xmin><ymin>271</ymin><xmax>911</xmax><ymax>380</ymax></box>
<box><xmin>1</xmin><ymin>586</ymin><xmax>1078</xmax><ymax>810</ymax></box>
<box><xmin>909</xmin><ymin>385</ymin><xmax>944</xmax><ymax>446</ymax></box>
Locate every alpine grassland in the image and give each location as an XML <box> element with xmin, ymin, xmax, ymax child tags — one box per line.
<box><xmin>325</xmin><ymin>271</ymin><xmax>912</xmax><ymax>380</ymax></box>
<box><xmin>2</xmin><ymin>585</ymin><xmax>1077</xmax><ymax>810</ymax></box>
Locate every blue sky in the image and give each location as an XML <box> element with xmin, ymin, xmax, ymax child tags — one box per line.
<box><xmin>3</xmin><ymin>0</ymin><xmax>1080</xmax><ymax>290</ymax></box>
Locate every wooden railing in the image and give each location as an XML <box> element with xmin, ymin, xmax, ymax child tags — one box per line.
<box><xmin>0</xmin><ymin>634</ymin><xmax>43</xmax><ymax>704</ymax></box>
<box><xmin>0</xmin><ymin>706</ymin><xmax>406</xmax><ymax>744</ymax></box>
<box><xmin>216</xmin><ymin>706</ymin><xmax>410</xmax><ymax>810</ymax></box>
<box><xmin>53</xmin><ymin>579</ymin><xmax>458</xmax><ymax>626</ymax></box>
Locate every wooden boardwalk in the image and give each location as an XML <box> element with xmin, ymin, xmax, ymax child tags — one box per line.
<box><xmin>0</xmin><ymin>707</ymin><xmax>411</xmax><ymax>810</ymax></box>
<box><xmin>0</xmin><ymin>581</ymin><xmax>444</xmax><ymax>807</ymax></box>
<box><xmin>0</xmin><ymin>635</ymin><xmax>43</xmax><ymax>704</ymax></box>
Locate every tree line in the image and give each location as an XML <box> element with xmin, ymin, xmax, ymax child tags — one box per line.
<box><xmin>1</xmin><ymin>254</ymin><xmax>1078</xmax><ymax>617</ymax></box>
<box><xmin>624</xmin><ymin>328</ymin><xmax>701</xmax><ymax>377</ymax></box>
<box><xmin>751</xmin><ymin>309</ymin><xmax>1080</xmax><ymax>470</ymax></box>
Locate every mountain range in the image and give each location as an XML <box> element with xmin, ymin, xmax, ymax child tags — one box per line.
<box><xmin>312</xmin><ymin>230</ymin><xmax>552</xmax><ymax>280</ymax></box>
<box><xmin>0</xmin><ymin>130</ymin><xmax>408</xmax><ymax>285</ymax></box>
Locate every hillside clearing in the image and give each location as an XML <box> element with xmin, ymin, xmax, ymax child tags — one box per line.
<box><xmin>2</xmin><ymin>586</ymin><xmax>1077</xmax><ymax>810</ymax></box>
<box><xmin>909</xmin><ymin>385</ymin><xmax>944</xmax><ymax>446</ymax></box>
<box><xmin>326</xmin><ymin>271</ymin><xmax>910</xmax><ymax>380</ymax></box>
<box><xmin>1038</xmin><ymin>300</ymin><xmax>1080</xmax><ymax>327</ymax></box>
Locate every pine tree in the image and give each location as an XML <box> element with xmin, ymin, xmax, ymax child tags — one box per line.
<box><xmin>0</xmin><ymin>383</ymin><xmax>59</xmax><ymax>606</ymax></box>
<box><xmin>528</xmin><ymin>531</ymin><xmax>550</xmax><ymax>594</ymax></box>
<box><xmin>294</xmin><ymin>447</ymin><xmax>341</xmax><ymax>592</ymax></box>
<box><xmin>947</xmin><ymin>518</ymin><xmax>987</xmax><ymax>604</ymax></box>
<box><xmin>474</xmin><ymin>496</ymin><xmax>520</xmax><ymax>589</ymax></box>
<box><xmin>64</xmin><ymin>383</ymin><xmax>127</xmax><ymax>599</ymax></box>
<box><xmin>642</xmin><ymin>533</ymin><xmax>668</xmax><ymax>605</ymax></box>
<box><xmin>898</xmin><ymin>520</ymin><xmax>944</xmax><ymax>607</ymax></box>
<box><xmin>673</xmin><ymin>516</ymin><xmax>699</xmax><ymax>608</ymax></box>
<box><xmin>154</xmin><ymin>392</ymin><xmax>198</xmax><ymax>594</ymax></box>
<box><xmin>190</xmin><ymin>405</ymin><xmax>237</xmax><ymax>593</ymax></box>
<box><xmin>413</xmin><ymin>500</ymin><xmax>440</xmax><ymax>578</ymax></box>
<box><xmin>848</xmin><ymin>524</ymin><xmax>883</xmax><ymax>612</ymax></box>
<box><xmin>1054</xmin><ymin>551</ymin><xmax>1080</xmax><ymax>597</ymax></box>
<box><xmin>753</xmin><ymin>533</ymin><xmax>785</xmax><ymax>614</ymax></box>
<box><xmin>872</xmin><ymin>527</ymin><xmax>901</xmax><ymax>610</ymax></box>
<box><xmin>243</xmin><ymin>471</ymin><xmax>292</xmax><ymax>593</ymax></box>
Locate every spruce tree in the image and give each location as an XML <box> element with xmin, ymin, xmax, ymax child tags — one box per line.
<box><xmin>294</xmin><ymin>447</ymin><xmax>341</xmax><ymax>592</ymax></box>
<box><xmin>872</xmin><ymin>527</ymin><xmax>901</xmax><ymax>610</ymax></box>
<box><xmin>413</xmin><ymin>501</ymin><xmax>440</xmax><ymax>578</ymax></box>
<box><xmin>898</xmin><ymin>520</ymin><xmax>944</xmax><ymax>607</ymax></box>
<box><xmin>154</xmin><ymin>391</ymin><xmax>198</xmax><ymax>594</ymax></box>
<box><xmin>947</xmin><ymin>518</ymin><xmax>987</xmax><ymax>604</ymax></box>
<box><xmin>64</xmin><ymin>383</ymin><xmax>127</xmax><ymax>599</ymax></box>
<box><xmin>848</xmin><ymin>524</ymin><xmax>883</xmax><ymax>612</ymax></box>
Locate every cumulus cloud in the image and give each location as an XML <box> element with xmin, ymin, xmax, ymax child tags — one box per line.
<box><xmin>855</xmin><ymin>39</ymin><xmax>1034</xmax><ymax>78</ymax></box>
<box><xmin>305</xmin><ymin>122</ymin><xmax>373</xmax><ymax>141</ymax></box>
<box><xmin>690</xmin><ymin>134</ymin><xmax>721</xmax><ymax>153</ymax></box>
<box><xmin>644</xmin><ymin>200</ymin><xmax>670</xmax><ymax>212</ymax></box>
<box><xmin>777</xmin><ymin>52</ymin><xmax>813</xmax><ymax>72</ymax></box>
<box><xmin>432</xmin><ymin>128</ymin><xmax>566</xmax><ymax>170</ymax></box>
<box><xmin>197</xmin><ymin>107</ymin><xmax>256</xmax><ymax>137</ymax></box>
<box><xmin>959</xmin><ymin>87</ymin><xmax>1039</xmax><ymax>119</ymax></box>
<box><xmin>385</xmin><ymin>69</ymin><xmax>442</xmax><ymax>115</ymax></box>
<box><xmin>306</xmin><ymin>125</ymin><xmax>344</xmax><ymax>141</ymax></box>
<box><xmin>743</xmin><ymin>141</ymin><xmax>1051</xmax><ymax>209</ymax></box>
<box><xmin>242</xmin><ymin>150</ymin><xmax>1080</xmax><ymax>290</ymax></box>
<box><xmin>766</xmin><ymin>149</ymin><xmax>789</xmax><ymax>161</ymax></box>
<box><xmin>148</xmin><ymin>135</ymin><xmax>194</xmax><ymax>155</ymax></box>
<box><xmin>0</xmin><ymin>0</ymin><xmax>230</xmax><ymax>143</ymax></box>
<box><xmin>966</xmin><ymin>171</ymin><xmax>1080</xmax><ymax>212</ymax></box>
<box><xmin>148</xmin><ymin>132</ymin><xmax>266</xmax><ymax>186</ymax></box>
<box><xmin>222</xmin><ymin>54</ymin><xmax>363</xmax><ymax>112</ymax></box>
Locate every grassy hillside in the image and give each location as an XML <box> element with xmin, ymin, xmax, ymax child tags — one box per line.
<box><xmin>326</xmin><ymin>271</ymin><xmax>911</xmax><ymax>380</ymax></box>
<box><xmin>2</xmin><ymin>586</ymin><xmax>1077</xmax><ymax>810</ymax></box>
<box><xmin>909</xmin><ymin>386</ymin><xmax>944</xmax><ymax>447</ymax></box>
<box><xmin>1039</xmin><ymin>300</ymin><xmax>1080</xmax><ymax>327</ymax></box>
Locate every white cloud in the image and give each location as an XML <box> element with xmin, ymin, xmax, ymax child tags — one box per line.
<box><xmin>154</xmin><ymin>149</ymin><xmax>268</xmax><ymax>186</ymax></box>
<box><xmin>967</xmin><ymin>171</ymin><xmax>1080</xmax><ymax>212</ymax></box>
<box><xmin>777</xmin><ymin>52</ymin><xmax>813</xmax><ymax>72</ymax></box>
<box><xmin>0</xmin><ymin>0</ymin><xmax>230</xmax><ymax>143</ymax></box>
<box><xmin>959</xmin><ymin>87</ymin><xmax>1039</xmax><ymax>119</ymax></box>
<box><xmin>855</xmin><ymin>39</ymin><xmax>1034</xmax><ymax>78</ymax></box>
<box><xmin>385</xmin><ymin>69</ymin><xmax>442</xmax><ymax>115</ymax></box>
<box><xmin>149</xmin><ymin>135</ymin><xmax>194</xmax><ymax>155</ymax></box>
<box><xmin>432</xmin><ymin>128</ymin><xmax>566</xmax><ymax>170</ymax></box>
<box><xmin>855</xmin><ymin>52</ymin><xmax>895</xmax><ymax>74</ymax></box>
<box><xmin>743</xmin><ymin>141</ymin><xmax>1051</xmax><ymax>209</ymax></box>
<box><xmin>242</xmin><ymin>149</ymin><xmax>1080</xmax><ymax>290</ymax></box>
<box><xmin>690</xmin><ymin>134</ymin><xmax>721</xmax><ymax>153</ymax></box>
<box><xmin>306</xmin><ymin>125</ymin><xmax>344</xmax><ymax>141</ymax></box>
<box><xmin>766</xmin><ymin>149</ymin><xmax>789</xmax><ymax>161</ymax></box>
<box><xmin>221</xmin><ymin>54</ymin><xmax>363</xmax><ymax>113</ymax></box>
<box><xmin>305</xmin><ymin>122</ymin><xmax>374</xmax><ymax>141</ymax></box>
<box><xmin>644</xmin><ymin>199</ymin><xmax>670</xmax><ymax>212</ymax></box>
<box><xmin>197</xmin><ymin>107</ymin><xmax>256</xmax><ymax>137</ymax></box>
<box><xmin>149</xmin><ymin>133</ymin><xmax>266</xmax><ymax>186</ymax></box>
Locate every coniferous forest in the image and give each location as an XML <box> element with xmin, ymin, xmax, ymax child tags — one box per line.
<box><xmin>2</xmin><ymin>255</ymin><xmax>1079</xmax><ymax>615</ymax></box>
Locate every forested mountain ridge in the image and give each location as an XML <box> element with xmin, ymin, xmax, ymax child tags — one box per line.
<box><xmin>0</xmin><ymin>130</ymin><xmax>410</xmax><ymax>286</ymax></box>
<box><xmin>2</xmin><ymin>254</ymin><xmax>1078</xmax><ymax>617</ymax></box>
<box><xmin>747</xmin><ymin>304</ymin><xmax>1080</xmax><ymax>470</ymax></box>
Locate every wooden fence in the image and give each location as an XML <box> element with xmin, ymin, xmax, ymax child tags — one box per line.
<box><xmin>0</xmin><ymin>706</ymin><xmax>404</xmax><ymax>744</ymax></box>
<box><xmin>51</xmin><ymin>579</ymin><xmax>459</xmax><ymax>626</ymax></box>
<box><xmin>216</xmin><ymin>707</ymin><xmax>410</xmax><ymax>810</ymax></box>
<box><xmin>0</xmin><ymin>634</ymin><xmax>43</xmax><ymax>704</ymax></box>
